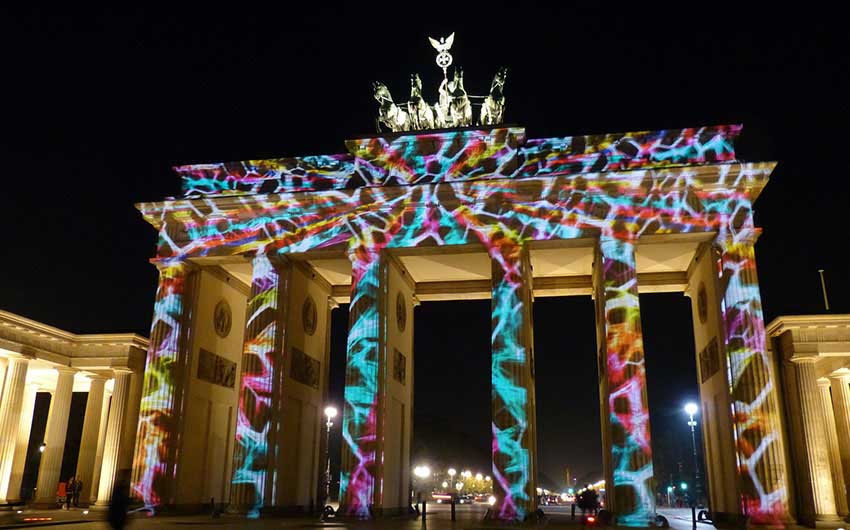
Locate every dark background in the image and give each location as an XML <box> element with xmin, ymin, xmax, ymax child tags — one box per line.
<box><xmin>2</xmin><ymin>6</ymin><xmax>847</xmax><ymax>496</ymax></box>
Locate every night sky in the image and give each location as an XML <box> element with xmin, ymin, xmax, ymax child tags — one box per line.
<box><xmin>2</xmin><ymin>6</ymin><xmax>848</xmax><ymax>494</ymax></box>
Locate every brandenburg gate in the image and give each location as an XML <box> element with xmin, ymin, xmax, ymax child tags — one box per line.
<box><xmin>129</xmin><ymin>36</ymin><xmax>792</xmax><ymax>528</ymax></box>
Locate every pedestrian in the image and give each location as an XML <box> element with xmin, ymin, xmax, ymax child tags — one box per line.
<box><xmin>65</xmin><ymin>477</ymin><xmax>75</xmax><ymax>510</ymax></box>
<box><xmin>73</xmin><ymin>477</ymin><xmax>83</xmax><ymax>507</ymax></box>
<box><xmin>108</xmin><ymin>469</ymin><xmax>131</xmax><ymax>530</ymax></box>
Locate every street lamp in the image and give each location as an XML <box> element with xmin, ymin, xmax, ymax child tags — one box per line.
<box><xmin>684</xmin><ymin>402</ymin><xmax>700</xmax><ymax>504</ymax></box>
<box><xmin>413</xmin><ymin>465</ymin><xmax>431</xmax><ymax>479</ymax></box>
<box><xmin>323</xmin><ymin>406</ymin><xmax>337</xmax><ymax>505</ymax></box>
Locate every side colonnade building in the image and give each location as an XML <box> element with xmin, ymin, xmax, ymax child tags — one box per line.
<box><xmin>129</xmin><ymin>122</ymin><xmax>808</xmax><ymax>527</ymax></box>
<box><xmin>0</xmin><ymin>310</ymin><xmax>147</xmax><ymax>507</ymax></box>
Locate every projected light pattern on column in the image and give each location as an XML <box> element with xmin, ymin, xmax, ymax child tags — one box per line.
<box><xmin>598</xmin><ymin>236</ymin><xmax>655</xmax><ymax>526</ymax></box>
<box><xmin>132</xmin><ymin>261</ymin><xmax>191</xmax><ymax>511</ymax></box>
<box><xmin>339</xmin><ymin>249</ymin><xmax>382</xmax><ymax>517</ymax></box>
<box><xmin>135</xmin><ymin>123</ymin><xmax>789</xmax><ymax>522</ymax></box>
<box><xmin>718</xmin><ymin>226</ymin><xmax>789</xmax><ymax>524</ymax></box>
<box><xmin>231</xmin><ymin>255</ymin><xmax>285</xmax><ymax>518</ymax></box>
<box><xmin>489</xmin><ymin>243</ymin><xmax>533</xmax><ymax>521</ymax></box>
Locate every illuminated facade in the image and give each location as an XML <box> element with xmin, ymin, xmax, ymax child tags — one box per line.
<box><xmin>129</xmin><ymin>122</ymin><xmax>825</xmax><ymax>526</ymax></box>
<box><xmin>0</xmin><ymin>310</ymin><xmax>147</xmax><ymax>508</ymax></box>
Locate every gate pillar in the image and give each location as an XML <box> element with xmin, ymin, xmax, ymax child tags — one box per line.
<box><xmin>230</xmin><ymin>255</ymin><xmax>290</xmax><ymax>516</ymax></box>
<box><xmin>716</xmin><ymin>236</ymin><xmax>790</xmax><ymax>525</ymax></box>
<box><xmin>338</xmin><ymin>249</ymin><xmax>415</xmax><ymax>517</ymax></box>
<box><xmin>593</xmin><ymin>236</ymin><xmax>655</xmax><ymax>527</ymax></box>
<box><xmin>131</xmin><ymin>260</ymin><xmax>200</xmax><ymax>511</ymax></box>
<box><xmin>489</xmin><ymin>243</ymin><xmax>538</xmax><ymax>521</ymax></box>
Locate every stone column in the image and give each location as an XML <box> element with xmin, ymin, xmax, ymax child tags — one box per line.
<box><xmin>89</xmin><ymin>388</ymin><xmax>111</xmax><ymax>503</ymax></box>
<box><xmin>7</xmin><ymin>384</ymin><xmax>38</xmax><ymax>501</ymax></box>
<box><xmin>230</xmin><ymin>254</ymin><xmax>290</xmax><ymax>516</ymax></box>
<box><xmin>34</xmin><ymin>367</ymin><xmax>76</xmax><ymax>506</ymax></box>
<box><xmin>339</xmin><ymin>249</ymin><xmax>384</xmax><ymax>518</ymax></box>
<box><xmin>790</xmin><ymin>359</ymin><xmax>837</xmax><ymax>520</ymax></box>
<box><xmin>0</xmin><ymin>357</ymin><xmax>8</xmax><ymax>405</ymax></box>
<box><xmin>717</xmin><ymin>237</ymin><xmax>790</xmax><ymax>524</ymax></box>
<box><xmin>96</xmin><ymin>370</ymin><xmax>132</xmax><ymax>506</ymax></box>
<box><xmin>0</xmin><ymin>357</ymin><xmax>29</xmax><ymax>502</ymax></box>
<box><xmin>131</xmin><ymin>260</ymin><xmax>198</xmax><ymax>510</ymax></box>
<box><xmin>489</xmin><ymin>242</ymin><xmax>537</xmax><ymax>521</ymax></box>
<box><xmin>830</xmin><ymin>371</ymin><xmax>850</xmax><ymax>512</ymax></box>
<box><xmin>817</xmin><ymin>378</ymin><xmax>848</xmax><ymax>517</ymax></box>
<box><xmin>76</xmin><ymin>376</ymin><xmax>107</xmax><ymax>505</ymax></box>
<box><xmin>594</xmin><ymin>236</ymin><xmax>655</xmax><ymax>527</ymax></box>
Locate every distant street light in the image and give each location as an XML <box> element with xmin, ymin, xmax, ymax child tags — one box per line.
<box><xmin>442</xmin><ymin>481</ymin><xmax>448</xmax><ymax>489</ymax></box>
<box><xmin>322</xmin><ymin>406</ymin><xmax>338</xmax><ymax>505</ymax></box>
<box><xmin>414</xmin><ymin>465</ymin><xmax>431</xmax><ymax>479</ymax></box>
<box><xmin>448</xmin><ymin>468</ymin><xmax>456</xmax><ymax>478</ymax></box>
<box><xmin>684</xmin><ymin>402</ymin><xmax>700</xmax><ymax>505</ymax></box>
<box><xmin>475</xmin><ymin>473</ymin><xmax>483</xmax><ymax>481</ymax></box>
<box><xmin>485</xmin><ymin>476</ymin><xmax>491</xmax><ymax>482</ymax></box>
<box><xmin>680</xmin><ymin>482</ymin><xmax>688</xmax><ymax>491</ymax></box>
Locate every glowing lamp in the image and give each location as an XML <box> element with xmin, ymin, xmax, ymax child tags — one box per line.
<box><xmin>413</xmin><ymin>465</ymin><xmax>431</xmax><ymax>479</ymax></box>
<box><xmin>39</xmin><ymin>442</ymin><xmax>46</xmax><ymax>453</ymax></box>
<box><xmin>475</xmin><ymin>473</ymin><xmax>483</xmax><ymax>481</ymax></box>
<box><xmin>324</xmin><ymin>406</ymin><xmax>338</xmax><ymax>419</ymax></box>
<box><xmin>447</xmin><ymin>468</ymin><xmax>456</xmax><ymax>477</ymax></box>
<box><xmin>488</xmin><ymin>495</ymin><xmax>496</xmax><ymax>505</ymax></box>
<box><xmin>680</xmin><ymin>482</ymin><xmax>688</xmax><ymax>490</ymax></box>
<box><xmin>684</xmin><ymin>403</ymin><xmax>698</xmax><ymax>416</ymax></box>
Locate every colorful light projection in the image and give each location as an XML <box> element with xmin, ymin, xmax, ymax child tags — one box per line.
<box><xmin>597</xmin><ymin>236</ymin><xmax>655</xmax><ymax>527</ymax></box>
<box><xmin>230</xmin><ymin>255</ymin><xmax>287</xmax><ymax>518</ymax></box>
<box><xmin>489</xmin><ymin>243</ymin><xmax>534</xmax><ymax>520</ymax></box>
<box><xmin>338</xmin><ymin>248</ymin><xmax>382</xmax><ymax>517</ymax></box>
<box><xmin>135</xmin><ymin>124</ymin><xmax>788</xmax><ymax>522</ymax></box>
<box><xmin>717</xmin><ymin>229</ymin><xmax>789</xmax><ymax>523</ymax></box>
<box><xmin>176</xmin><ymin>125</ymin><xmax>740</xmax><ymax>196</ymax></box>
<box><xmin>131</xmin><ymin>261</ymin><xmax>194</xmax><ymax>512</ymax></box>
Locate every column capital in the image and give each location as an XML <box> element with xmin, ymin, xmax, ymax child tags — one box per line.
<box><xmin>829</xmin><ymin>368</ymin><xmax>850</xmax><ymax>381</ymax></box>
<box><xmin>818</xmin><ymin>377</ymin><xmax>832</xmax><ymax>388</ymax></box>
<box><xmin>790</xmin><ymin>354</ymin><xmax>820</xmax><ymax>364</ymax></box>
<box><xmin>54</xmin><ymin>366</ymin><xmax>76</xmax><ymax>375</ymax></box>
<box><xmin>86</xmin><ymin>374</ymin><xmax>109</xmax><ymax>382</ymax></box>
<box><xmin>150</xmin><ymin>258</ymin><xmax>200</xmax><ymax>273</ymax></box>
<box><xmin>111</xmin><ymin>367</ymin><xmax>134</xmax><ymax>376</ymax></box>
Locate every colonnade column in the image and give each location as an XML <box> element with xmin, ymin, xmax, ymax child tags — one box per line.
<box><xmin>89</xmin><ymin>386</ymin><xmax>111</xmax><ymax>503</ymax></box>
<box><xmin>789</xmin><ymin>358</ymin><xmax>837</xmax><ymax>521</ymax></box>
<box><xmin>0</xmin><ymin>357</ymin><xmax>30</xmax><ymax>502</ymax></box>
<box><xmin>96</xmin><ymin>370</ymin><xmax>133</xmax><ymax>506</ymax></box>
<box><xmin>716</xmin><ymin>237</ymin><xmax>790</xmax><ymax>524</ymax></box>
<box><xmin>339</xmin><ymin>248</ymin><xmax>383</xmax><ymax>518</ymax></box>
<box><xmin>7</xmin><ymin>383</ymin><xmax>38</xmax><ymax>501</ymax></box>
<box><xmin>830</xmin><ymin>371</ymin><xmax>850</xmax><ymax>512</ymax></box>
<box><xmin>76</xmin><ymin>376</ymin><xmax>107</xmax><ymax>504</ymax></box>
<box><xmin>593</xmin><ymin>235</ymin><xmax>655</xmax><ymax>527</ymax></box>
<box><xmin>230</xmin><ymin>254</ymin><xmax>290</xmax><ymax>517</ymax></box>
<box><xmin>131</xmin><ymin>259</ymin><xmax>199</xmax><ymax>511</ymax></box>
<box><xmin>817</xmin><ymin>378</ymin><xmax>848</xmax><ymax>517</ymax></box>
<box><xmin>488</xmin><ymin>242</ymin><xmax>537</xmax><ymax>521</ymax></box>
<box><xmin>34</xmin><ymin>367</ymin><xmax>76</xmax><ymax>507</ymax></box>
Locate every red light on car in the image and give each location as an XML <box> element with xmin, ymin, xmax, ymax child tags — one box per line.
<box><xmin>586</xmin><ymin>516</ymin><xmax>596</xmax><ymax>524</ymax></box>
<box><xmin>23</xmin><ymin>517</ymin><xmax>52</xmax><ymax>522</ymax></box>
